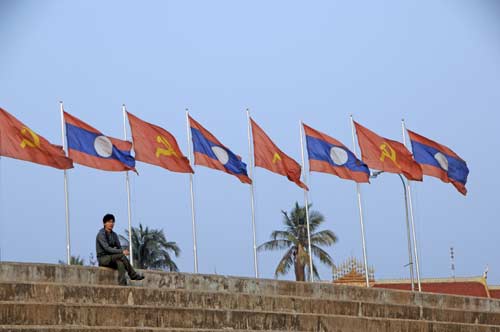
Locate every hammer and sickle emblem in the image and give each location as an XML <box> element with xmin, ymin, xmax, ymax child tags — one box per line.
<box><xmin>155</xmin><ymin>135</ymin><xmax>178</xmax><ymax>158</ymax></box>
<box><xmin>379</xmin><ymin>142</ymin><xmax>400</xmax><ymax>168</ymax></box>
<box><xmin>20</xmin><ymin>127</ymin><xmax>40</xmax><ymax>149</ymax></box>
<box><xmin>272</xmin><ymin>153</ymin><xmax>281</xmax><ymax>164</ymax></box>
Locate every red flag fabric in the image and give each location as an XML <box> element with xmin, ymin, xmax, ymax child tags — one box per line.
<box><xmin>250</xmin><ymin>118</ymin><xmax>308</xmax><ymax>190</ymax></box>
<box><xmin>127</xmin><ymin>112</ymin><xmax>193</xmax><ymax>173</ymax></box>
<box><xmin>0</xmin><ymin>108</ymin><xmax>73</xmax><ymax>169</ymax></box>
<box><xmin>354</xmin><ymin>121</ymin><xmax>422</xmax><ymax>181</ymax></box>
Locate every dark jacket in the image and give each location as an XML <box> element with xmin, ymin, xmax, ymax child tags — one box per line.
<box><xmin>96</xmin><ymin>228</ymin><xmax>123</xmax><ymax>258</ymax></box>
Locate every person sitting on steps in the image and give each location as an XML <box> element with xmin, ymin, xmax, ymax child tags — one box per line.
<box><xmin>96</xmin><ymin>213</ymin><xmax>144</xmax><ymax>286</ymax></box>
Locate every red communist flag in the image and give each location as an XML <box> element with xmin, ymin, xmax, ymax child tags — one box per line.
<box><xmin>354</xmin><ymin>121</ymin><xmax>422</xmax><ymax>181</ymax></box>
<box><xmin>127</xmin><ymin>112</ymin><xmax>193</xmax><ymax>173</ymax></box>
<box><xmin>0</xmin><ymin>107</ymin><xmax>73</xmax><ymax>169</ymax></box>
<box><xmin>251</xmin><ymin>118</ymin><xmax>308</xmax><ymax>190</ymax></box>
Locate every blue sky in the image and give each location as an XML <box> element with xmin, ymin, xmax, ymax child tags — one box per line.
<box><xmin>0</xmin><ymin>0</ymin><xmax>499</xmax><ymax>284</ymax></box>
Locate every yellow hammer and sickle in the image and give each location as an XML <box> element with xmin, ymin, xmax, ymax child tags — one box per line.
<box><xmin>20</xmin><ymin>127</ymin><xmax>40</xmax><ymax>149</ymax></box>
<box><xmin>155</xmin><ymin>135</ymin><xmax>178</xmax><ymax>158</ymax></box>
<box><xmin>379</xmin><ymin>142</ymin><xmax>400</xmax><ymax>168</ymax></box>
<box><xmin>272</xmin><ymin>153</ymin><xmax>281</xmax><ymax>164</ymax></box>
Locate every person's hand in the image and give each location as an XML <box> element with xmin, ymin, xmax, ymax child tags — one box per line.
<box><xmin>123</xmin><ymin>249</ymin><xmax>130</xmax><ymax>256</ymax></box>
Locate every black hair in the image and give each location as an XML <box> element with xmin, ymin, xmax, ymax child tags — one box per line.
<box><xmin>103</xmin><ymin>213</ymin><xmax>115</xmax><ymax>223</ymax></box>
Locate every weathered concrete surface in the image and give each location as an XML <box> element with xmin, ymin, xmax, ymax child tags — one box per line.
<box><xmin>1</xmin><ymin>327</ymin><xmax>494</xmax><ymax>332</ymax></box>
<box><xmin>2</xmin><ymin>262</ymin><xmax>500</xmax><ymax>331</ymax></box>
<box><xmin>1</xmin><ymin>261</ymin><xmax>499</xmax><ymax>313</ymax></box>
<box><xmin>0</xmin><ymin>328</ymin><xmax>292</xmax><ymax>332</ymax></box>
<box><xmin>3</xmin><ymin>281</ymin><xmax>500</xmax><ymax>325</ymax></box>
<box><xmin>3</xmin><ymin>302</ymin><xmax>500</xmax><ymax>331</ymax></box>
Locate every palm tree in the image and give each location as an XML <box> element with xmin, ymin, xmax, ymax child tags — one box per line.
<box><xmin>258</xmin><ymin>202</ymin><xmax>337</xmax><ymax>281</ymax></box>
<box><xmin>121</xmin><ymin>223</ymin><xmax>181</xmax><ymax>271</ymax></box>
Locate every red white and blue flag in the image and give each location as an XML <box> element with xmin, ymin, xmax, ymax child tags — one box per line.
<box><xmin>64</xmin><ymin>112</ymin><xmax>136</xmax><ymax>172</ymax></box>
<box><xmin>303</xmin><ymin>123</ymin><xmax>369</xmax><ymax>183</ymax></box>
<box><xmin>407</xmin><ymin>129</ymin><xmax>469</xmax><ymax>195</ymax></box>
<box><xmin>189</xmin><ymin>115</ymin><xmax>251</xmax><ymax>184</ymax></box>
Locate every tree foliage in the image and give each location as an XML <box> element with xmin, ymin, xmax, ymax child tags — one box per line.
<box><xmin>121</xmin><ymin>223</ymin><xmax>180</xmax><ymax>271</ymax></box>
<box><xmin>258</xmin><ymin>202</ymin><xmax>337</xmax><ymax>281</ymax></box>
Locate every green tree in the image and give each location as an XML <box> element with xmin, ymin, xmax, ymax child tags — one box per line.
<box><xmin>258</xmin><ymin>202</ymin><xmax>337</xmax><ymax>281</ymax></box>
<box><xmin>121</xmin><ymin>223</ymin><xmax>181</xmax><ymax>271</ymax></box>
<box><xmin>58</xmin><ymin>255</ymin><xmax>84</xmax><ymax>265</ymax></box>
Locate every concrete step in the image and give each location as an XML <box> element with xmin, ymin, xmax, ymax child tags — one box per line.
<box><xmin>0</xmin><ymin>282</ymin><xmax>357</xmax><ymax>316</ymax></box>
<box><xmin>1</xmin><ymin>302</ymin><xmax>328</xmax><ymax>330</ymax></box>
<box><xmin>0</xmin><ymin>327</ymin><xmax>294</xmax><ymax>332</ymax></box>
<box><xmin>2</xmin><ymin>262</ymin><xmax>499</xmax><ymax>314</ymax></box>
<box><xmin>2</xmin><ymin>303</ymin><xmax>500</xmax><ymax>332</ymax></box>
<box><xmin>2</xmin><ymin>281</ymin><xmax>500</xmax><ymax>326</ymax></box>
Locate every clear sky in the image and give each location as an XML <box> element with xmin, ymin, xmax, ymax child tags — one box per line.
<box><xmin>0</xmin><ymin>0</ymin><xmax>499</xmax><ymax>284</ymax></box>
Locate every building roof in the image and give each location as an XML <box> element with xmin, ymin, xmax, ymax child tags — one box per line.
<box><xmin>488</xmin><ymin>286</ymin><xmax>500</xmax><ymax>299</ymax></box>
<box><xmin>331</xmin><ymin>257</ymin><xmax>500</xmax><ymax>299</ymax></box>
<box><xmin>373</xmin><ymin>276</ymin><xmax>490</xmax><ymax>298</ymax></box>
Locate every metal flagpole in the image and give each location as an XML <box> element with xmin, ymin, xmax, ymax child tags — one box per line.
<box><xmin>0</xmin><ymin>156</ymin><xmax>2</xmax><ymax>262</ymax></box>
<box><xmin>370</xmin><ymin>169</ymin><xmax>415</xmax><ymax>290</ymax></box>
<box><xmin>122</xmin><ymin>104</ymin><xmax>134</xmax><ymax>267</ymax></box>
<box><xmin>186</xmin><ymin>109</ymin><xmax>198</xmax><ymax>273</ymax></box>
<box><xmin>397</xmin><ymin>173</ymin><xmax>415</xmax><ymax>291</ymax></box>
<box><xmin>246</xmin><ymin>109</ymin><xmax>259</xmax><ymax>278</ymax></box>
<box><xmin>299</xmin><ymin>121</ymin><xmax>314</xmax><ymax>282</ymax></box>
<box><xmin>59</xmin><ymin>101</ymin><xmax>71</xmax><ymax>265</ymax></box>
<box><xmin>401</xmin><ymin>119</ymin><xmax>422</xmax><ymax>292</ymax></box>
<box><xmin>349</xmin><ymin>115</ymin><xmax>370</xmax><ymax>287</ymax></box>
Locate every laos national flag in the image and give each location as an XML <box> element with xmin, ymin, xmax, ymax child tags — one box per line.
<box><xmin>303</xmin><ymin>123</ymin><xmax>370</xmax><ymax>183</ymax></box>
<box><xmin>189</xmin><ymin>115</ymin><xmax>252</xmax><ymax>184</ymax></box>
<box><xmin>64</xmin><ymin>112</ymin><xmax>136</xmax><ymax>172</ymax></box>
<box><xmin>408</xmin><ymin>129</ymin><xmax>469</xmax><ymax>195</ymax></box>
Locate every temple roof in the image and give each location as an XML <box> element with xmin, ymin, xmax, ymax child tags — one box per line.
<box><xmin>331</xmin><ymin>257</ymin><xmax>499</xmax><ymax>299</ymax></box>
<box><xmin>373</xmin><ymin>276</ymin><xmax>490</xmax><ymax>298</ymax></box>
<box><xmin>488</xmin><ymin>286</ymin><xmax>500</xmax><ymax>299</ymax></box>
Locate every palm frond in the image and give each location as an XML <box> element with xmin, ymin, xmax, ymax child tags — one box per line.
<box><xmin>257</xmin><ymin>239</ymin><xmax>293</xmax><ymax>252</ymax></box>
<box><xmin>310</xmin><ymin>230</ymin><xmax>338</xmax><ymax>246</ymax></box>
<box><xmin>121</xmin><ymin>223</ymin><xmax>180</xmax><ymax>271</ymax></box>
<box><xmin>311</xmin><ymin>245</ymin><xmax>334</xmax><ymax>267</ymax></box>
<box><xmin>270</xmin><ymin>230</ymin><xmax>296</xmax><ymax>241</ymax></box>
<box><xmin>311</xmin><ymin>262</ymin><xmax>320</xmax><ymax>280</ymax></box>
<box><xmin>274</xmin><ymin>247</ymin><xmax>295</xmax><ymax>278</ymax></box>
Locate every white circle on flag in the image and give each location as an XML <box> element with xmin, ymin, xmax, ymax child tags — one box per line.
<box><xmin>94</xmin><ymin>136</ymin><xmax>113</xmax><ymax>158</ymax></box>
<box><xmin>211</xmin><ymin>146</ymin><xmax>229</xmax><ymax>165</ymax></box>
<box><xmin>434</xmin><ymin>152</ymin><xmax>448</xmax><ymax>171</ymax></box>
<box><xmin>330</xmin><ymin>147</ymin><xmax>348</xmax><ymax>165</ymax></box>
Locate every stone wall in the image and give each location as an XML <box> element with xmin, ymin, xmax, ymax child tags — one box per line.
<box><xmin>1</xmin><ymin>262</ymin><xmax>500</xmax><ymax>331</ymax></box>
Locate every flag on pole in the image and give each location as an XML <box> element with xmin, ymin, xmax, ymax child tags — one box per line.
<box><xmin>64</xmin><ymin>112</ymin><xmax>136</xmax><ymax>172</ymax></box>
<box><xmin>303</xmin><ymin>123</ymin><xmax>370</xmax><ymax>183</ymax></box>
<box><xmin>127</xmin><ymin>112</ymin><xmax>193</xmax><ymax>173</ymax></box>
<box><xmin>354</xmin><ymin>121</ymin><xmax>422</xmax><ymax>181</ymax></box>
<box><xmin>189</xmin><ymin>115</ymin><xmax>251</xmax><ymax>184</ymax></box>
<box><xmin>0</xmin><ymin>107</ymin><xmax>73</xmax><ymax>169</ymax></box>
<box><xmin>250</xmin><ymin>118</ymin><xmax>308</xmax><ymax>190</ymax></box>
<box><xmin>407</xmin><ymin>129</ymin><xmax>469</xmax><ymax>195</ymax></box>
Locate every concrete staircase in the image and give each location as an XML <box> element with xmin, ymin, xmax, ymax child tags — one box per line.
<box><xmin>1</xmin><ymin>262</ymin><xmax>500</xmax><ymax>331</ymax></box>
